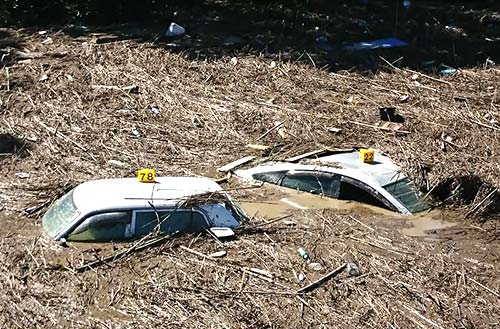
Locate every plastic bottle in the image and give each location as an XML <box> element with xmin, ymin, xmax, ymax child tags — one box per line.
<box><xmin>297</xmin><ymin>247</ymin><xmax>309</xmax><ymax>260</ymax></box>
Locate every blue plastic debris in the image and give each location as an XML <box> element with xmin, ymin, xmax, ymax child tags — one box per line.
<box><xmin>439</xmin><ymin>68</ymin><xmax>457</xmax><ymax>75</ymax></box>
<box><xmin>315</xmin><ymin>36</ymin><xmax>336</xmax><ymax>52</ymax></box>
<box><xmin>341</xmin><ymin>38</ymin><xmax>409</xmax><ymax>51</ymax></box>
<box><xmin>403</xmin><ymin>0</ymin><xmax>411</xmax><ymax>8</ymax></box>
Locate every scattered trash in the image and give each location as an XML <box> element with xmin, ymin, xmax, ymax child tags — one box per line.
<box><xmin>15</xmin><ymin>172</ymin><xmax>30</xmax><ymax>179</ymax></box>
<box><xmin>108</xmin><ymin>160</ymin><xmax>128</xmax><ymax>168</ymax></box>
<box><xmin>131</xmin><ymin>129</ymin><xmax>141</xmax><ymax>137</ymax></box>
<box><xmin>247</xmin><ymin>144</ymin><xmax>270</xmax><ymax>151</ymax></box>
<box><xmin>164</xmin><ymin>22</ymin><xmax>185</xmax><ymax>37</ymax></box>
<box><xmin>39</xmin><ymin>74</ymin><xmax>48</xmax><ymax>82</ymax></box>
<box><xmin>399</xmin><ymin>95</ymin><xmax>410</xmax><ymax>103</ymax></box>
<box><xmin>66</xmin><ymin>74</ymin><xmax>74</xmax><ymax>82</ymax></box>
<box><xmin>38</xmin><ymin>30</ymin><xmax>47</xmax><ymax>35</ymax></box>
<box><xmin>444</xmin><ymin>25</ymin><xmax>467</xmax><ymax>38</ymax></box>
<box><xmin>297</xmin><ymin>272</ymin><xmax>306</xmax><ymax>282</ymax></box>
<box><xmin>149</xmin><ymin>106</ymin><xmax>160</xmax><ymax>115</ymax></box>
<box><xmin>269</xmin><ymin>61</ymin><xmax>277</xmax><ymax>69</ymax></box>
<box><xmin>308</xmin><ymin>262</ymin><xmax>323</xmax><ymax>272</ymax></box>
<box><xmin>283</xmin><ymin>220</ymin><xmax>297</xmax><ymax>226</ymax></box>
<box><xmin>402</xmin><ymin>0</ymin><xmax>411</xmax><ymax>9</ymax></box>
<box><xmin>327</xmin><ymin>127</ymin><xmax>342</xmax><ymax>134</ymax></box>
<box><xmin>346</xmin><ymin>263</ymin><xmax>360</xmax><ymax>276</ymax></box>
<box><xmin>439</xmin><ymin>68</ymin><xmax>457</xmax><ymax>75</ymax></box>
<box><xmin>297</xmin><ymin>247</ymin><xmax>309</xmax><ymax>260</ymax></box>
<box><xmin>209</xmin><ymin>250</ymin><xmax>227</xmax><ymax>258</ymax></box>
<box><xmin>230</xmin><ymin>57</ymin><xmax>238</xmax><ymax>65</ymax></box>
<box><xmin>41</xmin><ymin>37</ymin><xmax>53</xmax><ymax>44</ymax></box>
<box><xmin>342</xmin><ymin>38</ymin><xmax>408</xmax><ymax>51</ymax></box>
<box><xmin>379</xmin><ymin>107</ymin><xmax>404</xmax><ymax>123</ymax></box>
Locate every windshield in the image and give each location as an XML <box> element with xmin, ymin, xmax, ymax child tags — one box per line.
<box><xmin>383</xmin><ymin>178</ymin><xmax>431</xmax><ymax>213</ymax></box>
<box><xmin>42</xmin><ymin>189</ymin><xmax>80</xmax><ymax>238</ymax></box>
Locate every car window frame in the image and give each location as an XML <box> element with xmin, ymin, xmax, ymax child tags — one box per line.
<box><xmin>131</xmin><ymin>208</ymin><xmax>210</xmax><ymax>236</ymax></box>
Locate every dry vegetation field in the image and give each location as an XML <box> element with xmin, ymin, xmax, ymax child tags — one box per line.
<box><xmin>0</xmin><ymin>28</ymin><xmax>499</xmax><ymax>328</ymax></box>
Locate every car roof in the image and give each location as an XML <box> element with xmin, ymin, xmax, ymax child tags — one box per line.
<box><xmin>72</xmin><ymin>176</ymin><xmax>224</xmax><ymax>215</ymax></box>
<box><xmin>236</xmin><ymin>150</ymin><xmax>405</xmax><ymax>187</ymax></box>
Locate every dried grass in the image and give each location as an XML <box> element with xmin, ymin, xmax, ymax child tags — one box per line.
<box><xmin>0</xmin><ymin>29</ymin><xmax>499</xmax><ymax>328</ymax></box>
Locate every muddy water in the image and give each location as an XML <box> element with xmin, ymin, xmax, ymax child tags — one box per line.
<box><xmin>239</xmin><ymin>184</ymin><xmax>457</xmax><ymax>238</ymax></box>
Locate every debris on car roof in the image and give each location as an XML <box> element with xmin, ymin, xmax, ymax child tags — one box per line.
<box><xmin>42</xmin><ymin>175</ymin><xmax>247</xmax><ymax>242</ymax></box>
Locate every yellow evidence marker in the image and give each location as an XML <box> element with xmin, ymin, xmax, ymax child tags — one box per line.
<box><xmin>359</xmin><ymin>149</ymin><xmax>375</xmax><ymax>164</ymax></box>
<box><xmin>137</xmin><ymin>168</ymin><xmax>156</xmax><ymax>183</ymax></box>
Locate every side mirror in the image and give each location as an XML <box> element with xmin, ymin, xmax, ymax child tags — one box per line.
<box><xmin>209</xmin><ymin>227</ymin><xmax>235</xmax><ymax>238</ymax></box>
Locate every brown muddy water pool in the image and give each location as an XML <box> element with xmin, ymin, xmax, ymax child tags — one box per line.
<box><xmin>238</xmin><ymin>184</ymin><xmax>458</xmax><ymax>239</ymax></box>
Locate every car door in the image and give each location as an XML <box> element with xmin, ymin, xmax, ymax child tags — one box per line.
<box><xmin>67</xmin><ymin>211</ymin><xmax>132</xmax><ymax>241</ymax></box>
<box><xmin>132</xmin><ymin>209</ymin><xmax>209</xmax><ymax>237</ymax></box>
<box><xmin>280</xmin><ymin>171</ymin><xmax>341</xmax><ymax>198</ymax></box>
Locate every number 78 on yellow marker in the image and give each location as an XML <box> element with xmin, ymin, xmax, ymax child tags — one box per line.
<box><xmin>137</xmin><ymin>168</ymin><xmax>156</xmax><ymax>183</ymax></box>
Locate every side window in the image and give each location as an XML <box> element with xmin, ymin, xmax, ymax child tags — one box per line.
<box><xmin>134</xmin><ymin>210</ymin><xmax>208</xmax><ymax>237</ymax></box>
<box><xmin>281</xmin><ymin>171</ymin><xmax>340</xmax><ymax>197</ymax></box>
<box><xmin>252</xmin><ymin>171</ymin><xmax>286</xmax><ymax>184</ymax></box>
<box><xmin>338</xmin><ymin>178</ymin><xmax>392</xmax><ymax>210</ymax></box>
<box><xmin>68</xmin><ymin>212</ymin><xmax>132</xmax><ymax>242</ymax></box>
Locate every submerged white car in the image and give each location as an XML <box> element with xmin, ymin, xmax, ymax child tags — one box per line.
<box><xmin>42</xmin><ymin>177</ymin><xmax>246</xmax><ymax>242</ymax></box>
<box><xmin>235</xmin><ymin>150</ymin><xmax>430</xmax><ymax>214</ymax></box>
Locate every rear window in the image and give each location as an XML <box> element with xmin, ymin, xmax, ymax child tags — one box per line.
<box><xmin>383</xmin><ymin>178</ymin><xmax>431</xmax><ymax>213</ymax></box>
<box><xmin>42</xmin><ymin>190</ymin><xmax>80</xmax><ymax>238</ymax></box>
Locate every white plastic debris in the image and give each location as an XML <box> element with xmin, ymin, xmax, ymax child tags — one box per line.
<box><xmin>131</xmin><ymin>129</ymin><xmax>141</xmax><ymax>137</ymax></box>
<box><xmin>209</xmin><ymin>250</ymin><xmax>227</xmax><ymax>258</ymax></box>
<box><xmin>149</xmin><ymin>106</ymin><xmax>160</xmax><ymax>115</ymax></box>
<box><xmin>108</xmin><ymin>160</ymin><xmax>127</xmax><ymax>168</ymax></box>
<box><xmin>346</xmin><ymin>263</ymin><xmax>360</xmax><ymax>276</ymax></box>
<box><xmin>164</xmin><ymin>22</ymin><xmax>186</xmax><ymax>37</ymax></box>
<box><xmin>66</xmin><ymin>74</ymin><xmax>74</xmax><ymax>82</ymax></box>
<box><xmin>230</xmin><ymin>57</ymin><xmax>238</xmax><ymax>66</ymax></box>
<box><xmin>270</xmin><ymin>61</ymin><xmax>276</xmax><ymax>69</ymax></box>
<box><xmin>297</xmin><ymin>272</ymin><xmax>306</xmax><ymax>282</ymax></box>
<box><xmin>308</xmin><ymin>262</ymin><xmax>323</xmax><ymax>272</ymax></box>
<box><xmin>39</xmin><ymin>74</ymin><xmax>48</xmax><ymax>82</ymax></box>
<box><xmin>15</xmin><ymin>172</ymin><xmax>30</xmax><ymax>179</ymax></box>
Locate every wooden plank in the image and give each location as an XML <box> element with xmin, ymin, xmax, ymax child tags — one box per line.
<box><xmin>217</xmin><ymin>156</ymin><xmax>255</xmax><ymax>172</ymax></box>
<box><xmin>286</xmin><ymin>149</ymin><xmax>326</xmax><ymax>163</ymax></box>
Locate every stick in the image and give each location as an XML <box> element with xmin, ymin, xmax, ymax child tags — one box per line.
<box><xmin>180</xmin><ymin>245</ymin><xmax>213</xmax><ymax>259</ymax></box>
<box><xmin>34</xmin><ymin>116</ymin><xmax>87</xmax><ymax>151</ymax></box>
<box><xmin>76</xmin><ymin>235</ymin><xmax>171</xmax><ymax>272</ymax></box>
<box><xmin>348</xmin><ymin>215</ymin><xmax>375</xmax><ymax>231</ymax></box>
<box><xmin>246</xmin><ymin>214</ymin><xmax>293</xmax><ymax>229</ymax></box>
<box><xmin>402</xmin><ymin>305</ymin><xmax>444</xmax><ymax>329</ymax></box>
<box><xmin>257</xmin><ymin>121</ymin><xmax>285</xmax><ymax>141</ymax></box>
<box><xmin>348</xmin><ymin>120</ymin><xmax>411</xmax><ymax>134</ymax></box>
<box><xmin>457</xmin><ymin>271</ymin><xmax>500</xmax><ymax>297</ymax></box>
<box><xmin>297</xmin><ymin>263</ymin><xmax>347</xmax><ymax>293</ymax></box>
<box><xmin>405</xmin><ymin>68</ymin><xmax>452</xmax><ymax>86</ymax></box>
<box><xmin>470</xmin><ymin>119</ymin><xmax>500</xmax><ymax>131</ymax></box>
<box><xmin>465</xmin><ymin>188</ymin><xmax>498</xmax><ymax>218</ymax></box>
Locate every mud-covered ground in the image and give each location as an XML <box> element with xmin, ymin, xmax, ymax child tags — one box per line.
<box><xmin>1</xmin><ymin>9</ymin><xmax>500</xmax><ymax>327</ymax></box>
